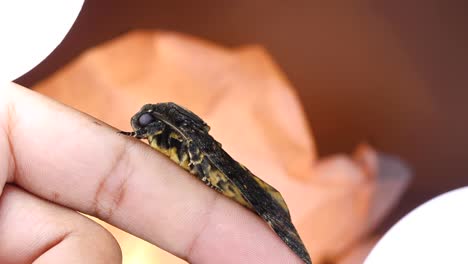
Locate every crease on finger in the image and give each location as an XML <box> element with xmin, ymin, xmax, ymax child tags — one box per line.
<box><xmin>91</xmin><ymin>138</ymin><xmax>135</xmax><ymax>223</ymax></box>
<box><xmin>0</xmin><ymin>100</ymin><xmax>18</xmax><ymax>194</ymax></box>
<box><xmin>6</xmin><ymin>101</ymin><xmax>18</xmax><ymax>183</ymax></box>
<box><xmin>31</xmin><ymin>230</ymin><xmax>72</xmax><ymax>263</ymax></box>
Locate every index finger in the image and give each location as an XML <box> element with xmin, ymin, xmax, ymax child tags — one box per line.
<box><xmin>0</xmin><ymin>83</ymin><xmax>304</xmax><ymax>264</ymax></box>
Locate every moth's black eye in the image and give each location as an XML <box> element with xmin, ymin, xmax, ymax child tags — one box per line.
<box><xmin>138</xmin><ymin>113</ymin><xmax>155</xmax><ymax>126</ymax></box>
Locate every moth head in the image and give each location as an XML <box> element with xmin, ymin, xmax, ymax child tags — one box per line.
<box><xmin>128</xmin><ymin>104</ymin><xmax>166</xmax><ymax>138</ymax></box>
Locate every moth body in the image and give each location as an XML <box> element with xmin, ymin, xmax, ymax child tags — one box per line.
<box><xmin>121</xmin><ymin>102</ymin><xmax>312</xmax><ymax>264</ymax></box>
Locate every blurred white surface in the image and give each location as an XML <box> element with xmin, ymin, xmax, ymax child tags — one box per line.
<box><xmin>365</xmin><ymin>186</ymin><xmax>468</xmax><ymax>264</ymax></box>
<box><xmin>0</xmin><ymin>0</ymin><xmax>83</xmax><ymax>83</ymax></box>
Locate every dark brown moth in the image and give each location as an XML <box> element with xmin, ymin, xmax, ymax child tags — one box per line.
<box><xmin>120</xmin><ymin>102</ymin><xmax>312</xmax><ymax>264</ymax></box>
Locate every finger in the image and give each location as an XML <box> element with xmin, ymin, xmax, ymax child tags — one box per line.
<box><xmin>0</xmin><ymin>184</ymin><xmax>121</xmax><ymax>264</ymax></box>
<box><xmin>0</xmin><ymin>83</ymin><xmax>304</xmax><ymax>264</ymax></box>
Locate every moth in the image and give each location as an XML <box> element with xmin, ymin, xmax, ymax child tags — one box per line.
<box><xmin>120</xmin><ymin>102</ymin><xmax>312</xmax><ymax>264</ymax></box>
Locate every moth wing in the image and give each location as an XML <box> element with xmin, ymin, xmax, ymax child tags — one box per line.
<box><xmin>168</xmin><ymin>102</ymin><xmax>211</xmax><ymax>132</ymax></box>
<box><xmin>205</xmin><ymin>150</ymin><xmax>291</xmax><ymax>217</ymax></box>
<box><xmin>248</xmin><ymin>169</ymin><xmax>291</xmax><ymax>217</ymax></box>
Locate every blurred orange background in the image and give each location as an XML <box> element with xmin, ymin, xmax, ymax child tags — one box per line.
<box><xmin>17</xmin><ymin>0</ymin><xmax>468</xmax><ymax>238</ymax></box>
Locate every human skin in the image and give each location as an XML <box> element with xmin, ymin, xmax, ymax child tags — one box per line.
<box><xmin>0</xmin><ymin>82</ymin><xmax>303</xmax><ymax>264</ymax></box>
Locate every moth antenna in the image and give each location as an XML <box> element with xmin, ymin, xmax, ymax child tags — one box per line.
<box><xmin>119</xmin><ymin>131</ymin><xmax>136</xmax><ymax>136</ymax></box>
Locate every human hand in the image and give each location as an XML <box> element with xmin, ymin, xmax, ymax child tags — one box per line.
<box><xmin>0</xmin><ymin>82</ymin><xmax>304</xmax><ymax>263</ymax></box>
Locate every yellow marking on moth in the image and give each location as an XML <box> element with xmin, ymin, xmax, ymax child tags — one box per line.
<box><xmin>149</xmin><ymin>137</ymin><xmax>169</xmax><ymax>155</ymax></box>
<box><xmin>190</xmin><ymin>153</ymin><xmax>204</xmax><ymax>165</ymax></box>
<box><xmin>148</xmin><ymin>135</ymin><xmax>190</xmax><ymax>170</ymax></box>
<box><xmin>206</xmin><ymin>166</ymin><xmax>251</xmax><ymax>209</ymax></box>
<box><xmin>169</xmin><ymin>131</ymin><xmax>183</xmax><ymax>141</ymax></box>
<box><xmin>169</xmin><ymin>147</ymin><xmax>180</xmax><ymax>162</ymax></box>
<box><xmin>178</xmin><ymin>152</ymin><xmax>190</xmax><ymax>170</ymax></box>
<box><xmin>148</xmin><ymin>134</ymin><xmax>251</xmax><ymax>210</ymax></box>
